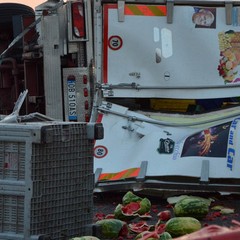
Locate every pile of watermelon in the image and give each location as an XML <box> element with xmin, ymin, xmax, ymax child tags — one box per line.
<box><xmin>70</xmin><ymin>191</ymin><xmax>240</xmax><ymax>240</ymax></box>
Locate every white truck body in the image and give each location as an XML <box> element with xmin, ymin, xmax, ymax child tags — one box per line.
<box><xmin>92</xmin><ymin>0</ymin><xmax>240</xmax><ymax>192</ymax></box>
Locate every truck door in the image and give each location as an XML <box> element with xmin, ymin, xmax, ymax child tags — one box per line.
<box><xmin>100</xmin><ymin>1</ymin><xmax>240</xmax><ymax>99</ymax></box>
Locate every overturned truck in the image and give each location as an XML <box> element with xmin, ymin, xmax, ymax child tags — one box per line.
<box><xmin>92</xmin><ymin>0</ymin><xmax>240</xmax><ymax>193</ymax></box>
<box><xmin>1</xmin><ymin>0</ymin><xmax>240</xmax><ymax>195</ymax></box>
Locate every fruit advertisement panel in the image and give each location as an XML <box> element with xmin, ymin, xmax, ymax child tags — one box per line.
<box><xmin>181</xmin><ymin>122</ymin><xmax>231</xmax><ymax>158</ymax></box>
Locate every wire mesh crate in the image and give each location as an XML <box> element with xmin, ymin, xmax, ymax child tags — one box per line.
<box><xmin>0</xmin><ymin>121</ymin><xmax>95</xmax><ymax>240</ymax></box>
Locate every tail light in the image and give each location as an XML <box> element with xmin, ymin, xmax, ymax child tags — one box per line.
<box><xmin>71</xmin><ymin>1</ymin><xmax>85</xmax><ymax>38</ymax></box>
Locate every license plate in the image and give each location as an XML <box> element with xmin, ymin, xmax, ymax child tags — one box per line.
<box><xmin>67</xmin><ymin>78</ymin><xmax>77</xmax><ymax>121</ymax></box>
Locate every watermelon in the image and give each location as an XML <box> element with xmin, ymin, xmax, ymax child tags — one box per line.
<box><xmin>94</xmin><ymin>219</ymin><xmax>128</xmax><ymax>239</ymax></box>
<box><xmin>122</xmin><ymin>191</ymin><xmax>143</xmax><ymax>205</ymax></box>
<box><xmin>129</xmin><ymin>221</ymin><xmax>153</xmax><ymax>233</ymax></box>
<box><xmin>173</xmin><ymin>197</ymin><xmax>209</xmax><ymax>219</ymax></box>
<box><xmin>114</xmin><ymin>203</ymin><xmax>138</xmax><ymax>220</ymax></box>
<box><xmin>134</xmin><ymin>230</ymin><xmax>159</xmax><ymax>239</ymax></box>
<box><xmin>159</xmin><ymin>232</ymin><xmax>172</xmax><ymax>239</ymax></box>
<box><xmin>69</xmin><ymin>237</ymin><xmax>100</xmax><ymax>240</ymax></box>
<box><xmin>165</xmin><ymin>217</ymin><xmax>201</xmax><ymax>237</ymax></box>
<box><xmin>158</xmin><ymin>210</ymin><xmax>171</xmax><ymax>221</ymax></box>
<box><xmin>167</xmin><ymin>195</ymin><xmax>213</xmax><ymax>205</ymax></box>
<box><xmin>114</xmin><ymin>197</ymin><xmax>151</xmax><ymax>220</ymax></box>
<box><xmin>138</xmin><ymin>197</ymin><xmax>151</xmax><ymax>215</ymax></box>
<box><xmin>122</xmin><ymin>202</ymin><xmax>141</xmax><ymax>215</ymax></box>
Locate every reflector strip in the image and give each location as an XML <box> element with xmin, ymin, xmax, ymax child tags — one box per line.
<box><xmin>84</xmin><ymin>100</ymin><xmax>89</xmax><ymax>110</ymax></box>
<box><xmin>85</xmin><ymin>114</ymin><xmax>90</xmax><ymax>122</ymax></box>
<box><xmin>83</xmin><ymin>88</ymin><xmax>88</xmax><ymax>97</ymax></box>
<box><xmin>125</xmin><ymin>5</ymin><xmax>167</xmax><ymax>16</ymax></box>
<box><xmin>83</xmin><ymin>74</ymin><xmax>88</xmax><ymax>84</ymax></box>
<box><xmin>96</xmin><ymin>113</ymin><xmax>103</xmax><ymax>123</ymax></box>
<box><xmin>99</xmin><ymin>168</ymin><xmax>140</xmax><ymax>181</ymax></box>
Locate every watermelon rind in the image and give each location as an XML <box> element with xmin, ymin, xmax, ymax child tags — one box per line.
<box><xmin>167</xmin><ymin>195</ymin><xmax>213</xmax><ymax>206</ymax></box>
<box><xmin>220</xmin><ymin>208</ymin><xmax>235</xmax><ymax>214</ymax></box>
<box><xmin>122</xmin><ymin>191</ymin><xmax>143</xmax><ymax>205</ymax></box>
<box><xmin>134</xmin><ymin>230</ymin><xmax>159</xmax><ymax>240</ymax></box>
<box><xmin>159</xmin><ymin>232</ymin><xmax>172</xmax><ymax>239</ymax></box>
<box><xmin>114</xmin><ymin>203</ymin><xmax>138</xmax><ymax>220</ymax></box>
<box><xmin>138</xmin><ymin>197</ymin><xmax>151</xmax><ymax>215</ymax></box>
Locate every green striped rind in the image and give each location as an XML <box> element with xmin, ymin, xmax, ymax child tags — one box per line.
<box><xmin>138</xmin><ymin>198</ymin><xmax>151</xmax><ymax>215</ymax></box>
<box><xmin>165</xmin><ymin>217</ymin><xmax>201</xmax><ymax>237</ymax></box>
<box><xmin>95</xmin><ymin>219</ymin><xmax>127</xmax><ymax>238</ymax></box>
<box><xmin>134</xmin><ymin>231</ymin><xmax>158</xmax><ymax>240</ymax></box>
<box><xmin>122</xmin><ymin>191</ymin><xmax>142</xmax><ymax>205</ymax></box>
<box><xmin>70</xmin><ymin>237</ymin><xmax>100</xmax><ymax>240</ymax></box>
<box><xmin>173</xmin><ymin>198</ymin><xmax>209</xmax><ymax>219</ymax></box>
<box><xmin>159</xmin><ymin>232</ymin><xmax>172</xmax><ymax>239</ymax></box>
<box><xmin>144</xmin><ymin>238</ymin><xmax>158</xmax><ymax>240</ymax></box>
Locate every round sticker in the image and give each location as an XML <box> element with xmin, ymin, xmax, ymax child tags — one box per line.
<box><xmin>94</xmin><ymin>145</ymin><xmax>108</xmax><ymax>158</ymax></box>
<box><xmin>108</xmin><ymin>35</ymin><xmax>123</xmax><ymax>50</ymax></box>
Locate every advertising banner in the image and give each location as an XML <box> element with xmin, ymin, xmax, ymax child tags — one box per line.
<box><xmin>94</xmin><ymin>103</ymin><xmax>240</xmax><ymax>180</ymax></box>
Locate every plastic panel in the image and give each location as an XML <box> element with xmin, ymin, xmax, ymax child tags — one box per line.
<box><xmin>0</xmin><ymin>122</ymin><xmax>94</xmax><ymax>239</ymax></box>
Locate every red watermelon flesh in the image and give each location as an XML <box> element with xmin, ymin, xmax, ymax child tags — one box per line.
<box><xmin>122</xmin><ymin>202</ymin><xmax>141</xmax><ymax>215</ymax></box>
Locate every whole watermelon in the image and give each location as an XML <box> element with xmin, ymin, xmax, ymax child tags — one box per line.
<box><xmin>165</xmin><ymin>217</ymin><xmax>201</xmax><ymax>237</ymax></box>
<box><xmin>173</xmin><ymin>197</ymin><xmax>209</xmax><ymax>219</ymax></box>
<box><xmin>159</xmin><ymin>232</ymin><xmax>172</xmax><ymax>239</ymax></box>
<box><xmin>94</xmin><ymin>219</ymin><xmax>128</xmax><ymax>239</ymax></box>
<box><xmin>70</xmin><ymin>237</ymin><xmax>100</xmax><ymax>240</ymax></box>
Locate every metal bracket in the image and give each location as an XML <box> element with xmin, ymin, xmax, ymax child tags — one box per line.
<box><xmin>118</xmin><ymin>0</ymin><xmax>125</xmax><ymax>22</ymax></box>
<box><xmin>225</xmin><ymin>1</ymin><xmax>233</xmax><ymax>25</ymax></box>
<box><xmin>95</xmin><ymin>168</ymin><xmax>102</xmax><ymax>185</ymax></box>
<box><xmin>167</xmin><ymin>0</ymin><xmax>174</xmax><ymax>24</ymax></box>
<box><xmin>94</xmin><ymin>0</ymin><xmax>102</xmax><ymax>13</ymax></box>
<box><xmin>87</xmin><ymin>123</ymin><xmax>104</xmax><ymax>140</ymax></box>
<box><xmin>136</xmin><ymin>161</ymin><xmax>148</xmax><ymax>182</ymax></box>
<box><xmin>200</xmin><ymin>159</ymin><xmax>209</xmax><ymax>183</ymax></box>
